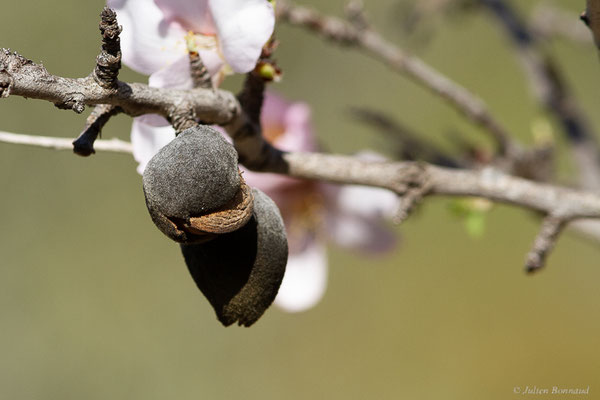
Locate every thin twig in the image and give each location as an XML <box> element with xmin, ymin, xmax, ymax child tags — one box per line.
<box><xmin>525</xmin><ymin>215</ymin><xmax>565</xmax><ymax>273</ymax></box>
<box><xmin>276</xmin><ymin>0</ymin><xmax>521</xmax><ymax>158</ymax></box>
<box><xmin>73</xmin><ymin>104</ymin><xmax>121</xmax><ymax>156</ymax></box>
<box><xmin>0</xmin><ymin>130</ymin><xmax>132</xmax><ymax>153</ymax></box>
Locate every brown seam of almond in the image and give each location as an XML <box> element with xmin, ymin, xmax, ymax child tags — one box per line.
<box><xmin>172</xmin><ymin>172</ymin><xmax>254</xmax><ymax>236</ymax></box>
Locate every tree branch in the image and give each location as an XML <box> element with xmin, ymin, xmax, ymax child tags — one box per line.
<box><xmin>2</xmin><ymin>124</ymin><xmax>600</xmax><ymax>268</ymax></box>
<box><xmin>531</xmin><ymin>3</ymin><xmax>592</xmax><ymax>45</ymax></box>
<box><xmin>2</xmin><ymin>128</ymin><xmax>599</xmax><ymax>223</ymax></box>
<box><xmin>0</xmin><ymin>49</ymin><xmax>237</xmax><ymax>125</ymax></box>
<box><xmin>2</xmin><ymin>5</ymin><xmax>600</xmax><ymax>273</ymax></box>
<box><xmin>350</xmin><ymin>107</ymin><xmax>464</xmax><ymax>168</ymax></box>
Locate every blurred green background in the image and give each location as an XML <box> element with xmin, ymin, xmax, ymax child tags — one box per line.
<box><xmin>1</xmin><ymin>0</ymin><xmax>599</xmax><ymax>399</ymax></box>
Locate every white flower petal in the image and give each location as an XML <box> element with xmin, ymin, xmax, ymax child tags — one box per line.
<box><xmin>327</xmin><ymin>211</ymin><xmax>397</xmax><ymax>253</ymax></box>
<box><xmin>275</xmin><ymin>240</ymin><xmax>328</xmax><ymax>313</ymax></box>
<box><xmin>148</xmin><ymin>55</ymin><xmax>193</xmax><ymax>89</ymax></box>
<box><xmin>326</xmin><ymin>184</ymin><xmax>399</xmax><ymax>253</ymax></box>
<box><xmin>131</xmin><ymin>115</ymin><xmax>176</xmax><ymax>175</ymax></box>
<box><xmin>335</xmin><ymin>185</ymin><xmax>400</xmax><ymax>220</ymax></box>
<box><xmin>108</xmin><ymin>0</ymin><xmax>188</xmax><ymax>75</ymax></box>
<box><xmin>196</xmin><ymin>49</ymin><xmax>227</xmax><ymax>85</ymax></box>
<box><xmin>147</xmin><ymin>51</ymin><xmax>225</xmax><ymax>90</ymax></box>
<box><xmin>209</xmin><ymin>0</ymin><xmax>275</xmax><ymax>72</ymax></box>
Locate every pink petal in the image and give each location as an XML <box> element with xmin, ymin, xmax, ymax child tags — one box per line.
<box><xmin>131</xmin><ymin>115</ymin><xmax>176</xmax><ymax>174</ymax></box>
<box><xmin>260</xmin><ymin>91</ymin><xmax>317</xmax><ymax>152</ymax></box>
<box><xmin>276</xmin><ymin>103</ymin><xmax>317</xmax><ymax>152</ymax></box>
<box><xmin>209</xmin><ymin>0</ymin><xmax>275</xmax><ymax>72</ymax></box>
<box><xmin>153</xmin><ymin>0</ymin><xmax>216</xmax><ymax>34</ymax></box>
<box><xmin>108</xmin><ymin>0</ymin><xmax>188</xmax><ymax>75</ymax></box>
<box><xmin>243</xmin><ymin>91</ymin><xmax>318</xmax><ymax>193</ymax></box>
<box><xmin>261</xmin><ymin>90</ymin><xmax>290</xmax><ymax>128</ymax></box>
<box><xmin>241</xmin><ymin>170</ymin><xmax>305</xmax><ymax>199</ymax></box>
<box><xmin>274</xmin><ymin>239</ymin><xmax>328</xmax><ymax>313</ymax></box>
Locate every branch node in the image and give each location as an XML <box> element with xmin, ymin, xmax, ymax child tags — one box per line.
<box><xmin>54</xmin><ymin>93</ymin><xmax>86</xmax><ymax>114</ymax></box>
<box><xmin>0</xmin><ymin>71</ymin><xmax>13</xmax><ymax>98</ymax></box>
<box><xmin>393</xmin><ymin>163</ymin><xmax>432</xmax><ymax>224</ymax></box>
<box><xmin>525</xmin><ymin>215</ymin><xmax>566</xmax><ymax>274</ymax></box>
<box><xmin>93</xmin><ymin>7</ymin><xmax>122</xmax><ymax>88</ymax></box>
<box><xmin>73</xmin><ymin>104</ymin><xmax>121</xmax><ymax>156</ymax></box>
<box><xmin>169</xmin><ymin>106</ymin><xmax>198</xmax><ymax>134</ymax></box>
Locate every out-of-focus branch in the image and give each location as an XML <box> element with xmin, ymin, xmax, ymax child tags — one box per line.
<box><xmin>531</xmin><ymin>3</ymin><xmax>592</xmax><ymax>44</ymax></box>
<box><xmin>481</xmin><ymin>0</ymin><xmax>600</xmax><ymax>191</ymax></box>
<box><xmin>276</xmin><ymin>0</ymin><xmax>521</xmax><ymax>159</ymax></box>
<box><xmin>350</xmin><ymin>107</ymin><xmax>464</xmax><ymax>168</ymax></box>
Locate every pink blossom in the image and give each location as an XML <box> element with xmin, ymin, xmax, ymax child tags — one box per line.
<box><xmin>242</xmin><ymin>92</ymin><xmax>400</xmax><ymax>312</ymax></box>
<box><xmin>107</xmin><ymin>0</ymin><xmax>275</xmax><ymax>79</ymax></box>
<box><xmin>106</xmin><ymin>0</ymin><xmax>275</xmax><ymax>173</ymax></box>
